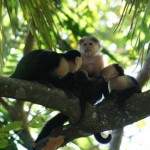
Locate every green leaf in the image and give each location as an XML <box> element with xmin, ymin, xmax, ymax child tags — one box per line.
<box><xmin>0</xmin><ymin>121</ymin><xmax>23</xmax><ymax>132</ymax></box>
<box><xmin>0</xmin><ymin>139</ymin><xmax>9</xmax><ymax>149</ymax></box>
<box><xmin>0</xmin><ymin>132</ymin><xmax>10</xmax><ymax>139</ymax></box>
<box><xmin>29</xmin><ymin>116</ymin><xmax>45</xmax><ymax>128</ymax></box>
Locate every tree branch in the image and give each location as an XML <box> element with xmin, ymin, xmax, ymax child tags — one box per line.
<box><xmin>0</xmin><ymin>77</ymin><xmax>150</xmax><ymax>148</ymax></box>
<box><xmin>0</xmin><ymin>77</ymin><xmax>80</xmax><ymax>118</ymax></box>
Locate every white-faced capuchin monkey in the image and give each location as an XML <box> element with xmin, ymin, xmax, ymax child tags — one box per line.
<box><xmin>32</xmin><ymin>36</ymin><xmax>111</xmax><ymax>149</ymax></box>
<box><xmin>101</xmin><ymin>63</ymin><xmax>141</xmax><ymax>108</ymax></box>
<box><xmin>79</xmin><ymin>36</ymin><xmax>106</xmax><ymax>77</ymax></box>
<box><xmin>10</xmin><ymin>49</ymin><xmax>84</xmax><ymax>150</ymax></box>
<box><xmin>10</xmin><ymin>49</ymin><xmax>82</xmax><ymax>87</ymax></box>
<box><xmin>31</xmin><ymin>54</ymin><xmax>110</xmax><ymax>149</ymax></box>
<box><xmin>79</xmin><ymin>36</ymin><xmax>111</xmax><ymax>144</ymax></box>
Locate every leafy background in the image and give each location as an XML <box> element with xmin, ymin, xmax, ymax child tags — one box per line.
<box><xmin>0</xmin><ymin>0</ymin><xmax>150</xmax><ymax>150</ymax></box>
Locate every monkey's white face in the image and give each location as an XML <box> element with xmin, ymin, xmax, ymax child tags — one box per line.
<box><xmin>101</xmin><ymin>65</ymin><xmax>120</xmax><ymax>81</ymax></box>
<box><xmin>79</xmin><ymin>39</ymin><xmax>100</xmax><ymax>56</ymax></box>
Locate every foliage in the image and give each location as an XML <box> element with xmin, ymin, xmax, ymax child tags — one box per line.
<box><xmin>1</xmin><ymin>0</ymin><xmax>150</xmax><ymax>150</ymax></box>
<box><xmin>0</xmin><ymin>121</ymin><xmax>23</xmax><ymax>149</ymax></box>
<box><xmin>119</xmin><ymin>0</ymin><xmax>150</xmax><ymax>62</ymax></box>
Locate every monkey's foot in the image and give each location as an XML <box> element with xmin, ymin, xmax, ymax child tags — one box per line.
<box><xmin>42</xmin><ymin>136</ymin><xmax>64</xmax><ymax>150</ymax></box>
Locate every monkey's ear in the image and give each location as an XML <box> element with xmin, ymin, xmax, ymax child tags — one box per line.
<box><xmin>98</xmin><ymin>42</ymin><xmax>101</xmax><ymax>48</ymax></box>
<box><xmin>79</xmin><ymin>39</ymin><xmax>84</xmax><ymax>44</ymax></box>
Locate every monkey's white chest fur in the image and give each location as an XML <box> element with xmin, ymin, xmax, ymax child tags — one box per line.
<box><xmin>109</xmin><ymin>76</ymin><xmax>134</xmax><ymax>91</ymax></box>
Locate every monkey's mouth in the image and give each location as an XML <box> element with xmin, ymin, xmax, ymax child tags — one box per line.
<box><xmin>85</xmin><ymin>49</ymin><xmax>91</xmax><ymax>52</ymax></box>
<box><xmin>85</xmin><ymin>50</ymin><xmax>92</xmax><ymax>56</ymax></box>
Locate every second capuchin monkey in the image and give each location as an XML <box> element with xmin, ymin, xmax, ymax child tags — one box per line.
<box><xmin>101</xmin><ymin>64</ymin><xmax>141</xmax><ymax>108</ymax></box>
<box><xmin>78</xmin><ymin>36</ymin><xmax>110</xmax><ymax>144</ymax></box>
<box><xmin>79</xmin><ymin>36</ymin><xmax>106</xmax><ymax>77</ymax></box>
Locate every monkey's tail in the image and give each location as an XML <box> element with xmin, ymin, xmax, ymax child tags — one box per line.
<box><xmin>73</xmin><ymin>97</ymin><xmax>86</xmax><ymax>125</ymax></box>
<box><xmin>34</xmin><ymin>113</ymin><xmax>69</xmax><ymax>144</ymax></box>
<box><xmin>94</xmin><ymin>132</ymin><xmax>112</xmax><ymax>144</ymax></box>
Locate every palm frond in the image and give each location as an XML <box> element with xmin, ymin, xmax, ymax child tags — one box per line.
<box><xmin>18</xmin><ymin>0</ymin><xmax>60</xmax><ymax>50</ymax></box>
<box><xmin>0</xmin><ymin>0</ymin><xmax>3</xmax><ymax>73</ymax></box>
<box><xmin>5</xmin><ymin>0</ymin><xmax>18</xmax><ymax>33</ymax></box>
<box><xmin>116</xmin><ymin>0</ymin><xmax>150</xmax><ymax>55</ymax></box>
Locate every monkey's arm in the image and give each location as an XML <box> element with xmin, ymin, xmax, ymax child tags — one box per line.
<box><xmin>97</xmin><ymin>54</ymin><xmax>106</xmax><ymax>73</ymax></box>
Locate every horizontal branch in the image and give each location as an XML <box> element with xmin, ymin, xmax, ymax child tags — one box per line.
<box><xmin>0</xmin><ymin>77</ymin><xmax>80</xmax><ymax>118</ymax></box>
<box><xmin>0</xmin><ymin>77</ymin><xmax>150</xmax><ymax>146</ymax></box>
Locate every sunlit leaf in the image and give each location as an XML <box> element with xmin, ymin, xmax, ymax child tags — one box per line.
<box><xmin>18</xmin><ymin>0</ymin><xmax>60</xmax><ymax>50</ymax></box>
<box><xmin>29</xmin><ymin>116</ymin><xmax>46</xmax><ymax>128</ymax></box>
<box><xmin>0</xmin><ymin>121</ymin><xmax>23</xmax><ymax>132</ymax></box>
<box><xmin>118</xmin><ymin>0</ymin><xmax>150</xmax><ymax>56</ymax></box>
<box><xmin>5</xmin><ymin>0</ymin><xmax>18</xmax><ymax>33</ymax></box>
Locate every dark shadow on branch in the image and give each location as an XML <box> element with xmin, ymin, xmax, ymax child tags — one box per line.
<box><xmin>0</xmin><ymin>76</ymin><xmax>150</xmax><ymax>149</ymax></box>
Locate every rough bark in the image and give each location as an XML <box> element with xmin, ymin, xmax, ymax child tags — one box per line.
<box><xmin>0</xmin><ymin>76</ymin><xmax>150</xmax><ymax>149</ymax></box>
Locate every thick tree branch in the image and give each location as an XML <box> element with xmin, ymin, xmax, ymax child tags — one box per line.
<box><xmin>0</xmin><ymin>77</ymin><xmax>80</xmax><ymax>118</ymax></box>
<box><xmin>0</xmin><ymin>77</ymin><xmax>150</xmax><ymax>149</ymax></box>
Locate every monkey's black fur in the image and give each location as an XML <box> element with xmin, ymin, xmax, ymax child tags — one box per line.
<box><xmin>33</xmin><ymin>113</ymin><xmax>111</xmax><ymax>149</ymax></box>
<box><xmin>34</xmin><ymin>113</ymin><xmax>68</xmax><ymax>144</ymax></box>
<box><xmin>11</xmin><ymin>49</ymin><xmax>111</xmax><ymax>147</ymax></box>
<box><xmin>109</xmin><ymin>76</ymin><xmax>141</xmax><ymax>109</ymax></box>
<box><xmin>60</xmin><ymin>70</ymin><xmax>112</xmax><ymax>144</ymax></box>
<box><xmin>107</xmin><ymin>64</ymin><xmax>141</xmax><ymax>109</ymax></box>
<box><xmin>33</xmin><ymin>70</ymin><xmax>111</xmax><ymax>147</ymax></box>
<box><xmin>10</xmin><ymin>49</ymin><xmax>81</xmax><ymax>84</ymax></box>
<box><xmin>61</xmin><ymin>70</ymin><xmax>109</xmax><ymax>122</ymax></box>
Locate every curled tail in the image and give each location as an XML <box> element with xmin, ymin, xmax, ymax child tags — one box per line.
<box><xmin>94</xmin><ymin>132</ymin><xmax>112</xmax><ymax>144</ymax></box>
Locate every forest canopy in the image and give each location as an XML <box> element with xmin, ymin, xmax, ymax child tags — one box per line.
<box><xmin>0</xmin><ymin>0</ymin><xmax>150</xmax><ymax>150</ymax></box>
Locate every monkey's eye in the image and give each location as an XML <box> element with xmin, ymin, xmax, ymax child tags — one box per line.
<box><xmin>89</xmin><ymin>43</ymin><xmax>93</xmax><ymax>45</ymax></box>
<box><xmin>83</xmin><ymin>43</ymin><xmax>87</xmax><ymax>46</ymax></box>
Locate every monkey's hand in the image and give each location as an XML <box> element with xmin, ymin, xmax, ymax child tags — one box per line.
<box><xmin>75</xmin><ymin>70</ymin><xmax>89</xmax><ymax>83</ymax></box>
<box><xmin>108</xmin><ymin>90</ymin><xmax>118</xmax><ymax>102</ymax></box>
